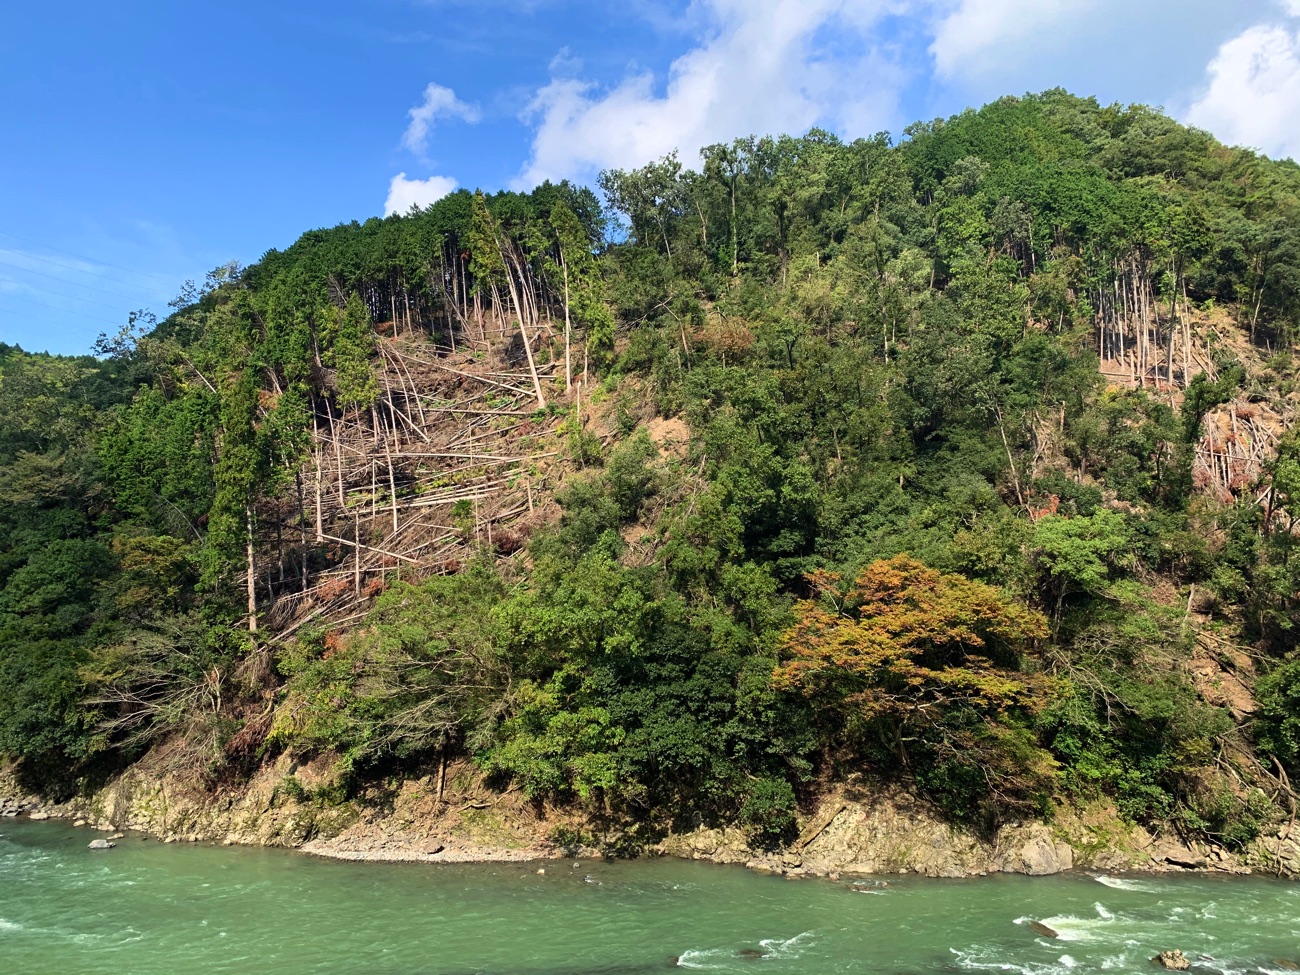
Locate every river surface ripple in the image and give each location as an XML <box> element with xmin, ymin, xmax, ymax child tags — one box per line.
<box><xmin>2</xmin><ymin>820</ymin><xmax>1298</xmax><ymax>974</ymax></box>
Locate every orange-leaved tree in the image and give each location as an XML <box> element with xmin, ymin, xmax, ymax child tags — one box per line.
<box><xmin>773</xmin><ymin>555</ymin><xmax>1058</xmax><ymax>817</ymax></box>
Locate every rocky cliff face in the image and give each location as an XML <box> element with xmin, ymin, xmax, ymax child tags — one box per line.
<box><xmin>1</xmin><ymin>754</ymin><xmax>357</xmax><ymax>847</ymax></box>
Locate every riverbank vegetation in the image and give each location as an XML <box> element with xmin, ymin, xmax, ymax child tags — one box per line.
<box><xmin>2</xmin><ymin>90</ymin><xmax>1299</xmax><ymax>850</ymax></box>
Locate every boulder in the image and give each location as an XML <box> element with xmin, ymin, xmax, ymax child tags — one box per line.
<box><xmin>28</xmin><ymin>811</ymin><xmax>49</xmax><ymax>821</ymax></box>
<box><xmin>1152</xmin><ymin>950</ymin><xmax>1190</xmax><ymax>970</ymax></box>
<box><xmin>1027</xmin><ymin>921</ymin><xmax>1059</xmax><ymax>939</ymax></box>
<box><xmin>87</xmin><ymin>839</ymin><xmax>115</xmax><ymax>851</ymax></box>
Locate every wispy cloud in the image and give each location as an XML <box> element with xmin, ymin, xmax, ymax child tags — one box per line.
<box><xmin>401</xmin><ymin>83</ymin><xmax>481</xmax><ymax>157</ymax></box>
<box><xmin>376</xmin><ymin>29</ymin><xmax>439</xmax><ymax>44</ymax></box>
<box><xmin>408</xmin><ymin>0</ymin><xmax>551</xmax><ymax>9</ymax></box>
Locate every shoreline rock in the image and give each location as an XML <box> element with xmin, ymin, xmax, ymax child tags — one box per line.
<box><xmin>2</xmin><ymin>769</ymin><xmax>1294</xmax><ymax>881</ymax></box>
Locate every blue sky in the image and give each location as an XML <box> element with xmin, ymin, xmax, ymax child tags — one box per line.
<box><xmin>3</xmin><ymin>0</ymin><xmax>1299</xmax><ymax>355</ymax></box>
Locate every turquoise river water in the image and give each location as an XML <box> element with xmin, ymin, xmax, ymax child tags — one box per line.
<box><xmin>2</xmin><ymin>819</ymin><xmax>1298</xmax><ymax>974</ymax></box>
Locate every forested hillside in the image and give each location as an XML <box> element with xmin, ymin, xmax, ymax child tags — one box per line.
<box><xmin>3</xmin><ymin>90</ymin><xmax>1299</xmax><ymax>852</ymax></box>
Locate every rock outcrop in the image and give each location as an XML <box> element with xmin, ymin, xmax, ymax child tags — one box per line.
<box><xmin>1</xmin><ymin>753</ymin><xmax>358</xmax><ymax>848</ymax></box>
<box><xmin>665</xmin><ymin>791</ymin><xmax>1088</xmax><ymax>879</ymax></box>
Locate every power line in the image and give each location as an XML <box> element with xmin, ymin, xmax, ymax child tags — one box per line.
<box><xmin>0</xmin><ymin>256</ymin><xmax>157</xmax><ymax>303</ymax></box>
<box><xmin>0</xmin><ymin>291</ymin><xmax>127</xmax><ymax>329</ymax></box>
<box><xmin>0</xmin><ymin>228</ymin><xmax>180</xmax><ymax>284</ymax></box>
<box><xmin>0</xmin><ymin>276</ymin><xmax>143</xmax><ymax>314</ymax></box>
<box><xmin>0</xmin><ymin>229</ymin><xmax>183</xmax><ymax>291</ymax></box>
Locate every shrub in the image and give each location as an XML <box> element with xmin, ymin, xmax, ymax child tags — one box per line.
<box><xmin>739</xmin><ymin>777</ymin><xmax>797</xmax><ymax>846</ymax></box>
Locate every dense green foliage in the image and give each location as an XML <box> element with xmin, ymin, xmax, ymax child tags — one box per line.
<box><xmin>3</xmin><ymin>91</ymin><xmax>1299</xmax><ymax>845</ymax></box>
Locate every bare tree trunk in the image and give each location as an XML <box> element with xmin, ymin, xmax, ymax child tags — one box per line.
<box><xmin>296</xmin><ymin>470</ymin><xmax>309</xmax><ymax>593</ymax></box>
<box><xmin>1136</xmin><ymin>270</ymin><xmax>1146</xmax><ymax>385</ymax></box>
<box><xmin>382</xmin><ymin>410</ymin><xmax>399</xmax><ymax>533</ymax></box>
<box><xmin>1120</xmin><ymin>268</ymin><xmax>1135</xmax><ymax>382</ymax></box>
<box><xmin>245</xmin><ymin>506</ymin><xmax>258</xmax><ymax>634</ymax></box>
<box><xmin>312</xmin><ymin>404</ymin><xmax>324</xmax><ymax>540</ymax></box>
<box><xmin>561</xmin><ymin>254</ymin><xmax>572</xmax><ymax>392</ymax></box>
<box><xmin>275</xmin><ymin>503</ymin><xmax>284</xmax><ymax>583</ymax></box>
<box><xmin>994</xmin><ymin>407</ymin><xmax>1025</xmax><ymax>507</ymax></box>
<box><xmin>354</xmin><ymin>509</ymin><xmax>362</xmax><ymax>595</ymax></box>
<box><xmin>489</xmin><ymin>281</ymin><xmax>504</xmax><ymax>335</ymax></box>
<box><xmin>1167</xmin><ymin>284</ymin><xmax>1177</xmax><ymax>387</ymax></box>
<box><xmin>656</xmin><ymin>213</ymin><xmax>672</xmax><ymax>259</ymax></box>
<box><xmin>314</xmin><ymin>449</ymin><xmax>323</xmax><ymax>540</ymax></box>
<box><xmin>1138</xmin><ymin>269</ymin><xmax>1150</xmax><ymax>385</ymax></box>
<box><xmin>520</xmin><ymin>252</ymin><xmax>541</xmax><ymax>331</ymax></box>
<box><xmin>495</xmin><ymin>242</ymin><xmax>546</xmax><ymax>409</ymax></box>
<box><xmin>730</xmin><ymin>176</ymin><xmax>738</xmax><ymax>276</ymax></box>
<box><xmin>328</xmin><ymin>404</ymin><xmax>345</xmax><ymax>504</ymax></box>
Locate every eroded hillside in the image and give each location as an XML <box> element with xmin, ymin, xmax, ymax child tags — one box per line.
<box><xmin>2</xmin><ymin>91</ymin><xmax>1300</xmax><ymax>871</ymax></box>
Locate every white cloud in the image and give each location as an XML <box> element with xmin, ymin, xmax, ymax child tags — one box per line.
<box><xmin>499</xmin><ymin>0</ymin><xmax>1291</xmax><ymax>190</ymax></box>
<box><xmin>928</xmin><ymin>0</ymin><xmax>1097</xmax><ymax>79</ymax></box>
<box><xmin>1187</xmin><ymin>22</ymin><xmax>1300</xmax><ymax>159</ymax></box>
<box><xmin>401</xmin><ymin>83</ymin><xmax>480</xmax><ymax>156</ymax></box>
<box><xmin>514</xmin><ymin>0</ymin><xmax>906</xmax><ymax>188</ymax></box>
<box><xmin>922</xmin><ymin>0</ymin><xmax>1279</xmax><ymax>123</ymax></box>
<box><xmin>384</xmin><ymin>173</ymin><xmax>459</xmax><ymax>216</ymax></box>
